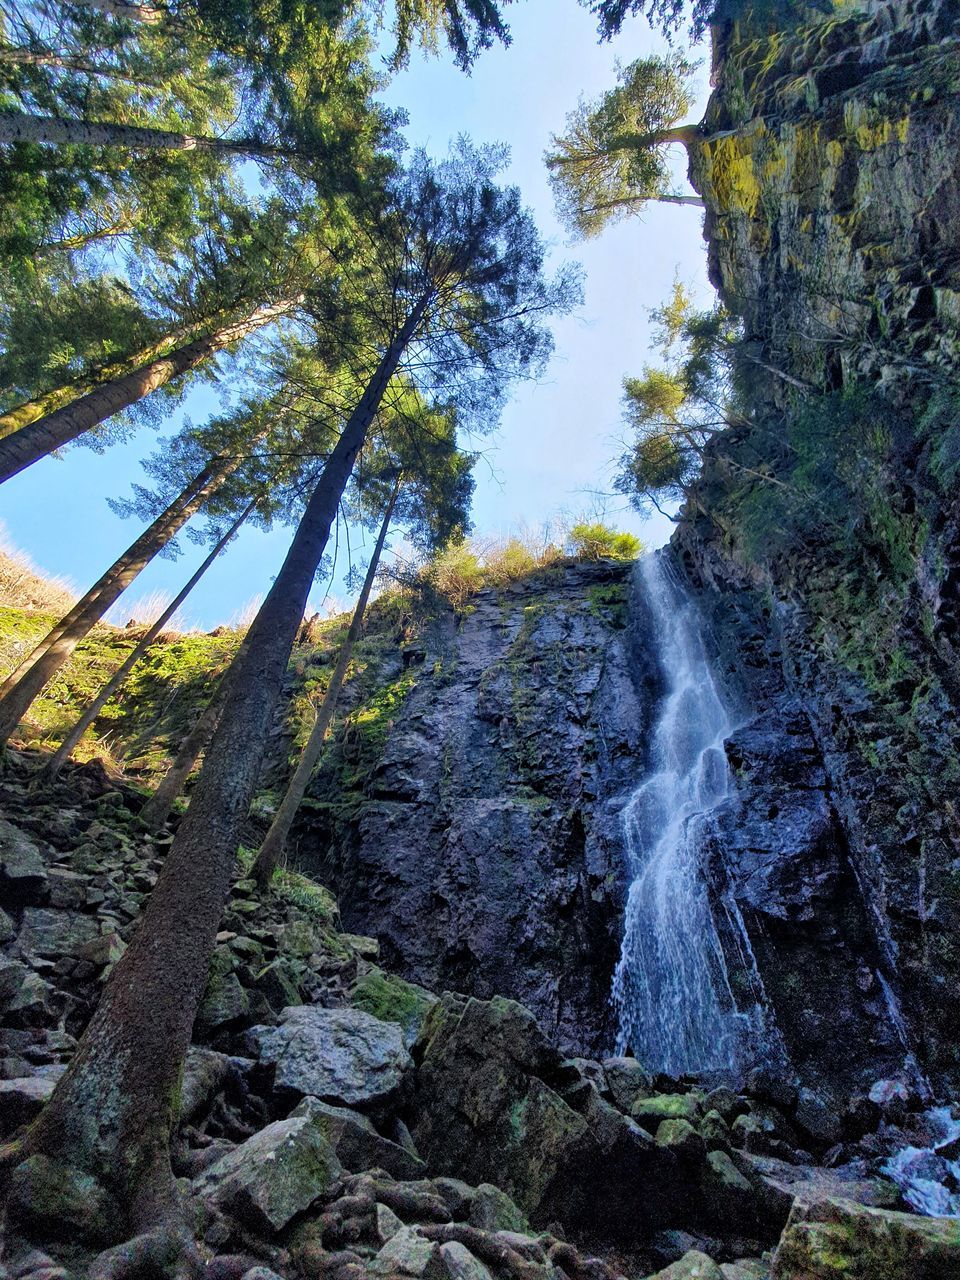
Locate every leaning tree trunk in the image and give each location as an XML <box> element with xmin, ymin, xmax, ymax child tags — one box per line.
<box><xmin>0</xmin><ymin>110</ymin><xmax>292</xmax><ymax>158</ymax></box>
<box><xmin>14</xmin><ymin>298</ymin><xmax>428</xmax><ymax>1242</ymax></box>
<box><xmin>251</xmin><ymin>478</ymin><xmax>400</xmax><ymax>889</ymax></box>
<box><xmin>0</xmin><ymin>296</ymin><xmax>300</xmax><ymax>483</ymax></box>
<box><xmin>0</xmin><ymin>319</ymin><xmax>210</xmax><ymax>438</ymax></box>
<box><xmin>137</xmin><ymin>669</ymin><xmax>227</xmax><ymax>829</ymax></box>
<box><xmin>0</xmin><ymin>452</ymin><xmax>244</xmax><ymax>747</ymax></box>
<box><xmin>43</xmin><ymin>499</ymin><xmax>255</xmax><ymax>779</ymax></box>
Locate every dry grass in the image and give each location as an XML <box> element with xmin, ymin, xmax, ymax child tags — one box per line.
<box><xmin>0</xmin><ymin>524</ymin><xmax>76</xmax><ymax>615</ymax></box>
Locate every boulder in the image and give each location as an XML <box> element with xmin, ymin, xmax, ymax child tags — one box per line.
<box><xmin>15</xmin><ymin>908</ymin><xmax>98</xmax><ymax>958</ymax></box>
<box><xmin>602</xmin><ymin>1057</ymin><xmax>653</xmax><ymax>1113</ymax></box>
<box><xmin>5</xmin><ymin>1154</ymin><xmax>119</xmax><ymax>1245</ymax></box>
<box><xmin>291</xmin><ymin>1097</ymin><xmax>425</xmax><ymax>1179</ymax></box>
<box><xmin>192</xmin><ymin>1106</ymin><xmax>342</xmax><ymax>1233</ymax></box>
<box><xmin>468</xmin><ymin>1184</ymin><xmax>528</xmax><ymax>1233</ymax></box>
<box><xmin>375</xmin><ymin>1202</ymin><xmax>405</xmax><ymax>1244</ymax></box>
<box><xmin>0</xmin><ymin>1075</ymin><xmax>55</xmax><ymax>1136</ymax></box>
<box><xmin>656</xmin><ymin>1119</ymin><xmax>707</xmax><ymax>1161</ymax></box>
<box><xmin>633</xmin><ymin>1095</ymin><xmax>701</xmax><ymax>1126</ymax></box>
<box><xmin>648</xmin><ymin>1251</ymin><xmax>725</xmax><ymax>1279</ymax></box>
<box><xmin>179</xmin><ymin>1047</ymin><xmax>234</xmax><ymax>1125</ymax></box>
<box><xmin>0</xmin><ymin>820</ymin><xmax>48</xmax><ymax>903</ymax></box>
<box><xmin>0</xmin><ymin>960</ymin><xmax>60</xmax><ymax>1027</ymax></box>
<box><xmin>248</xmin><ymin>1006</ymin><xmax>411</xmax><ymax>1109</ymax></box>
<box><xmin>439</xmin><ymin>1242</ymin><xmax>495</xmax><ymax>1280</ymax></box>
<box><xmin>196</xmin><ymin>972</ymin><xmax>250</xmax><ymax>1038</ymax></box>
<box><xmin>772</xmin><ymin>1196</ymin><xmax>960</xmax><ymax>1279</ymax></box>
<box><xmin>371</xmin><ymin>1226</ymin><xmax>443</xmax><ymax>1278</ymax></box>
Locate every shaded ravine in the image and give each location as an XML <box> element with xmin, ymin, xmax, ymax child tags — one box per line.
<box><xmin>611</xmin><ymin>552</ymin><xmax>769</xmax><ymax>1076</ymax></box>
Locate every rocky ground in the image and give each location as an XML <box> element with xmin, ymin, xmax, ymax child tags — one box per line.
<box><xmin>1</xmin><ymin>750</ymin><xmax>959</xmax><ymax>1280</ymax></box>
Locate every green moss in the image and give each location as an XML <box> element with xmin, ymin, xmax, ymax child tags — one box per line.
<box><xmin>350</xmin><ymin>966</ymin><xmax>435</xmax><ymax>1037</ymax></box>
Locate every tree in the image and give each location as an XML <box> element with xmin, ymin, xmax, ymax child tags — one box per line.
<box><xmin>42</xmin><ymin>497</ymin><xmax>256</xmax><ymax>779</ymax></box>
<box><xmin>545</xmin><ymin>53</ymin><xmax>704</xmax><ymax>238</ymax></box>
<box><xmin>250</xmin><ymin>392</ymin><xmax>475</xmax><ymax>887</ymax></box>
<box><xmin>7</xmin><ymin>141</ymin><xmax>577</xmax><ymax>1261</ymax></box>
<box><xmin>612</xmin><ymin>283</ymin><xmax>788</xmax><ymax>515</ymax></box>
<box><xmin>0</xmin><ymin>295</ymin><xmax>301</xmax><ymax>482</ymax></box>
<box><xmin>250</xmin><ymin>477</ymin><xmax>401</xmax><ymax>889</ymax></box>
<box><xmin>580</xmin><ymin>0</ymin><xmax>717</xmax><ymax>42</ymax></box>
<box><xmin>0</xmin><ymin>448</ymin><xmax>249</xmax><ymax>746</ymax></box>
<box><xmin>568</xmin><ymin>521</ymin><xmax>642</xmax><ymax>559</ymax></box>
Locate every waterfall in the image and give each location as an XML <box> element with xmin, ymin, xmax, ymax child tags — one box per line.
<box><xmin>611</xmin><ymin>551</ymin><xmax>764</xmax><ymax>1077</ymax></box>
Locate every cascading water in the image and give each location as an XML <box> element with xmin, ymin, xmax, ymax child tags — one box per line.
<box><xmin>611</xmin><ymin>551</ymin><xmax>765</xmax><ymax>1077</ymax></box>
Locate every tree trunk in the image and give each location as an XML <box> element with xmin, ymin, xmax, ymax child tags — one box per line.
<box><xmin>0</xmin><ymin>297</ymin><xmax>300</xmax><ymax>483</ymax></box>
<box><xmin>137</xmin><ymin>671</ymin><xmax>227</xmax><ymax>829</ymax></box>
<box><xmin>43</xmin><ymin>500</ymin><xmax>254</xmax><ymax>779</ymax></box>
<box><xmin>72</xmin><ymin>0</ymin><xmax>166</xmax><ymax>22</ymax></box>
<box><xmin>17</xmin><ymin>298</ymin><xmax>429</xmax><ymax>1237</ymax></box>
<box><xmin>0</xmin><ymin>110</ymin><xmax>291</xmax><ymax>158</ymax></box>
<box><xmin>0</xmin><ymin>324</ymin><xmax>200</xmax><ymax>439</ymax></box>
<box><xmin>0</xmin><ymin>452</ymin><xmax>244</xmax><ymax>747</ymax></box>
<box><xmin>251</xmin><ymin>478</ymin><xmax>400</xmax><ymax>889</ymax></box>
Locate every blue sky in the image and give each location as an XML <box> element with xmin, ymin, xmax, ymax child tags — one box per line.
<box><xmin>0</xmin><ymin>1</ymin><xmax>715</xmax><ymax>628</ymax></box>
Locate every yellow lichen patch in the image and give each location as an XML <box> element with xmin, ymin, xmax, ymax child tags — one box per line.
<box><xmin>843</xmin><ymin>101</ymin><xmax>910</xmax><ymax>150</ymax></box>
<box><xmin>702</xmin><ymin>130</ymin><xmax>765</xmax><ymax>218</ymax></box>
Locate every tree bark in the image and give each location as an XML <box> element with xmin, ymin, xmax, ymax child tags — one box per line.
<box><xmin>43</xmin><ymin>500</ymin><xmax>254</xmax><ymax>779</ymax></box>
<box><xmin>0</xmin><ymin>324</ymin><xmax>199</xmax><ymax>439</ymax></box>
<box><xmin>18</xmin><ymin>297</ymin><xmax>429</xmax><ymax>1237</ymax></box>
<box><xmin>0</xmin><ymin>452</ymin><xmax>244</xmax><ymax>747</ymax></box>
<box><xmin>0</xmin><ymin>110</ymin><xmax>291</xmax><ymax>158</ymax></box>
<box><xmin>0</xmin><ymin>297</ymin><xmax>300</xmax><ymax>483</ymax></box>
<box><xmin>251</xmin><ymin>478</ymin><xmax>400</xmax><ymax>889</ymax></box>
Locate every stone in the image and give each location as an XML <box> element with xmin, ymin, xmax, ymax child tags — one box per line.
<box><xmin>179</xmin><ymin>1047</ymin><xmax>234</xmax><ymax>1124</ymax></box>
<box><xmin>0</xmin><ymin>820</ymin><xmax>48</xmax><ymax>903</ymax></box>
<box><xmin>6</xmin><ymin>1154</ymin><xmax>119</xmax><ymax>1245</ymax></box>
<box><xmin>602</xmin><ymin>1057</ymin><xmax>653</xmax><ymax>1112</ymax></box>
<box><xmin>248</xmin><ymin>1006</ymin><xmax>412</xmax><ymax>1108</ymax></box>
<box><xmin>0</xmin><ymin>1075</ymin><xmax>55</xmax><ymax>1136</ymax></box>
<box><xmin>772</xmin><ymin>1196</ymin><xmax>960</xmax><ymax>1279</ymax></box>
<box><xmin>794</xmin><ymin>1089</ymin><xmax>842</xmax><ymax>1146</ymax></box>
<box><xmin>192</xmin><ymin>1107</ymin><xmax>343</xmax><ymax>1233</ymax></box>
<box><xmin>439</xmin><ymin>1242</ymin><xmax>494</xmax><ymax>1280</ymax></box>
<box><xmin>197</xmin><ymin>972</ymin><xmax>250</xmax><ymax>1037</ymax></box>
<box><xmin>291</xmin><ymin>1097</ymin><xmax>426</xmax><ymax>1180</ymax></box>
<box><xmin>46</xmin><ymin>868</ymin><xmax>88</xmax><ymax>909</ymax></box>
<box><xmin>656</xmin><ymin>1118</ymin><xmax>707</xmax><ymax>1161</ymax></box>
<box><xmin>0</xmin><ymin>959</ymin><xmax>59</xmax><ymax>1026</ymax></box>
<box><xmin>649</xmin><ymin>1251</ymin><xmax>725</xmax><ymax>1280</ymax></box>
<box><xmin>704</xmin><ymin>1089</ymin><xmax>743</xmax><ymax>1123</ymax></box>
<box><xmin>371</xmin><ymin>1226</ymin><xmax>443</xmax><ymax>1278</ymax></box>
<box><xmin>0</xmin><ymin>905</ymin><xmax>14</xmax><ymax>943</ymax></box>
<box><xmin>15</xmin><ymin>908</ymin><xmax>98</xmax><ymax>958</ymax></box>
<box><xmin>375</xmin><ymin>1202</ymin><xmax>405</xmax><ymax>1244</ymax></box>
<box><xmin>350</xmin><ymin>966</ymin><xmax>438</xmax><ymax>1046</ymax></box>
<box><xmin>468</xmin><ymin>1183</ymin><xmax>528</xmax><ymax>1233</ymax></box>
<box><xmin>702</xmin><ymin>1150</ymin><xmax>753</xmax><ymax>1196</ymax></box>
<box><xmin>699</xmin><ymin>1110</ymin><xmax>731</xmax><ymax>1149</ymax></box>
<box><xmin>240</xmin><ymin>1270</ymin><xmax>285</xmax><ymax>1280</ymax></box>
<box><xmin>719</xmin><ymin>1265</ymin><xmax>769</xmax><ymax>1280</ymax></box>
<box><xmin>632</xmin><ymin>1094</ymin><xmax>701</xmax><ymax>1126</ymax></box>
<box><xmin>71</xmin><ymin>932</ymin><xmax>126</xmax><ymax>969</ymax></box>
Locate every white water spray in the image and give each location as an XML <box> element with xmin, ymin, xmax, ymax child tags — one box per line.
<box><xmin>611</xmin><ymin>552</ymin><xmax>763</xmax><ymax>1076</ymax></box>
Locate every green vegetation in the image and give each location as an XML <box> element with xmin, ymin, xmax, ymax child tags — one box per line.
<box><xmin>568</xmin><ymin>522</ymin><xmax>642</xmax><ymax>561</ymax></box>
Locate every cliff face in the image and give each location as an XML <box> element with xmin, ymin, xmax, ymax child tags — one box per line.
<box><xmin>678</xmin><ymin>0</ymin><xmax>960</xmax><ymax>1092</ymax></box>
<box><xmin>292</xmin><ymin>561</ymin><xmax>655</xmax><ymax>1058</ymax></box>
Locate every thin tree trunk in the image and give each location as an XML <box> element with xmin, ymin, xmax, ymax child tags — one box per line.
<box><xmin>251</xmin><ymin>478</ymin><xmax>400</xmax><ymax>889</ymax></box>
<box><xmin>43</xmin><ymin>500</ymin><xmax>254</xmax><ymax>779</ymax></box>
<box><xmin>0</xmin><ymin>297</ymin><xmax>300</xmax><ymax>483</ymax></box>
<box><xmin>16</xmin><ymin>297</ymin><xmax>428</xmax><ymax>1240</ymax></box>
<box><xmin>72</xmin><ymin>0</ymin><xmax>166</xmax><ymax>22</ymax></box>
<box><xmin>0</xmin><ymin>45</ymin><xmax>161</xmax><ymax>83</ymax></box>
<box><xmin>0</xmin><ymin>452</ymin><xmax>244</xmax><ymax>747</ymax></box>
<box><xmin>137</xmin><ymin>671</ymin><xmax>227</xmax><ymax>829</ymax></box>
<box><xmin>0</xmin><ymin>110</ymin><xmax>292</xmax><ymax>158</ymax></box>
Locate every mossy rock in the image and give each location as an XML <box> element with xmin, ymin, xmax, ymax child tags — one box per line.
<box><xmin>772</xmin><ymin>1196</ymin><xmax>960</xmax><ymax>1279</ymax></box>
<box><xmin>350</xmin><ymin>965</ymin><xmax>437</xmax><ymax>1045</ymax></box>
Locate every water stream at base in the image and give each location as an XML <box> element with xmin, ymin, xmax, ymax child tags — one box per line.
<box><xmin>611</xmin><ymin>552</ymin><xmax>766</xmax><ymax>1076</ymax></box>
